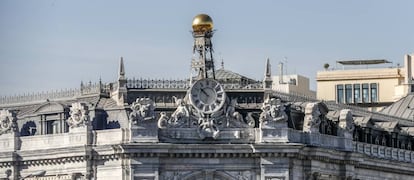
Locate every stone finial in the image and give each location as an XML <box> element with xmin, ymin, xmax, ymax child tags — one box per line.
<box><xmin>67</xmin><ymin>103</ymin><xmax>90</xmax><ymax>128</ymax></box>
<box><xmin>129</xmin><ymin>98</ymin><xmax>156</xmax><ymax>125</ymax></box>
<box><xmin>303</xmin><ymin>102</ymin><xmax>321</xmax><ymax>133</ymax></box>
<box><xmin>338</xmin><ymin>109</ymin><xmax>354</xmax><ymax>139</ymax></box>
<box><xmin>265</xmin><ymin>58</ymin><xmax>271</xmax><ymax>77</ymax></box>
<box><xmin>119</xmin><ymin>57</ymin><xmax>125</xmax><ymax>79</ymax></box>
<box><xmin>0</xmin><ymin>109</ymin><xmax>17</xmax><ymax>135</ymax></box>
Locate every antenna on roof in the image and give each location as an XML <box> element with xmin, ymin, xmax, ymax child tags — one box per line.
<box><xmin>219</xmin><ymin>52</ymin><xmax>224</xmax><ymax>69</ymax></box>
<box><xmin>284</xmin><ymin>56</ymin><xmax>288</xmax><ymax>76</ymax></box>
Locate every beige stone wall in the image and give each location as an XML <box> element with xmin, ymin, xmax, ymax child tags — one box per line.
<box><xmin>317</xmin><ymin>68</ymin><xmax>405</xmax><ymax>103</ymax></box>
<box><xmin>272</xmin><ymin>74</ymin><xmax>316</xmax><ymax>98</ymax></box>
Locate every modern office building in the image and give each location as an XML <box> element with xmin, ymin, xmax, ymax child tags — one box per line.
<box><xmin>1</xmin><ymin>14</ymin><xmax>414</xmax><ymax>180</ymax></box>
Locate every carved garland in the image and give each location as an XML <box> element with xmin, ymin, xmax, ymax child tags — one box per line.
<box><xmin>0</xmin><ymin>109</ymin><xmax>17</xmax><ymax>135</ymax></box>
<box><xmin>67</xmin><ymin>103</ymin><xmax>90</xmax><ymax>128</ymax></box>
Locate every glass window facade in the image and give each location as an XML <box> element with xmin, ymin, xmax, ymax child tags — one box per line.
<box><xmin>371</xmin><ymin>83</ymin><xmax>378</xmax><ymax>102</ymax></box>
<box><xmin>345</xmin><ymin>84</ymin><xmax>353</xmax><ymax>103</ymax></box>
<box><xmin>335</xmin><ymin>83</ymin><xmax>378</xmax><ymax>104</ymax></box>
<box><xmin>336</xmin><ymin>84</ymin><xmax>344</xmax><ymax>103</ymax></box>
<box><xmin>362</xmin><ymin>83</ymin><xmax>369</xmax><ymax>103</ymax></box>
<box><xmin>354</xmin><ymin>84</ymin><xmax>361</xmax><ymax>103</ymax></box>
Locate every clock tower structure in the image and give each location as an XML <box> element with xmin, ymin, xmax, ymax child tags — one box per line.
<box><xmin>191</xmin><ymin>14</ymin><xmax>216</xmax><ymax>81</ymax></box>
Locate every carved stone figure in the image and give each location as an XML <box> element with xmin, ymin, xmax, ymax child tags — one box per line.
<box><xmin>0</xmin><ymin>109</ymin><xmax>17</xmax><ymax>135</ymax></box>
<box><xmin>225</xmin><ymin>98</ymin><xmax>246</xmax><ymax>127</ymax></box>
<box><xmin>170</xmin><ymin>96</ymin><xmax>189</xmax><ymax>126</ymax></box>
<box><xmin>67</xmin><ymin>103</ymin><xmax>90</xmax><ymax>128</ymax></box>
<box><xmin>129</xmin><ymin>98</ymin><xmax>156</xmax><ymax>125</ymax></box>
<box><xmin>259</xmin><ymin>97</ymin><xmax>287</xmax><ymax>128</ymax></box>
<box><xmin>303</xmin><ymin>102</ymin><xmax>321</xmax><ymax>133</ymax></box>
<box><xmin>197</xmin><ymin>116</ymin><xmax>219</xmax><ymax>139</ymax></box>
<box><xmin>245</xmin><ymin>112</ymin><xmax>256</xmax><ymax>128</ymax></box>
<box><xmin>157</xmin><ymin>112</ymin><xmax>169</xmax><ymax>129</ymax></box>
<box><xmin>338</xmin><ymin>109</ymin><xmax>354</xmax><ymax>139</ymax></box>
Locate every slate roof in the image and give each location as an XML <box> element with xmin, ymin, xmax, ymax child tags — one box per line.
<box><xmin>210</xmin><ymin>68</ymin><xmax>256</xmax><ymax>82</ymax></box>
<box><xmin>380</xmin><ymin>94</ymin><xmax>414</xmax><ymax>120</ymax></box>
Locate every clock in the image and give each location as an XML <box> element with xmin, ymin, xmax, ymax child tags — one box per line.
<box><xmin>189</xmin><ymin>79</ymin><xmax>226</xmax><ymax>114</ymax></box>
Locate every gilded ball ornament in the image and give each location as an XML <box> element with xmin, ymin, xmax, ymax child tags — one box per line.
<box><xmin>192</xmin><ymin>14</ymin><xmax>214</xmax><ymax>32</ymax></box>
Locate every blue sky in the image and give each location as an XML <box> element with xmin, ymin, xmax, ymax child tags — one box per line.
<box><xmin>1</xmin><ymin>0</ymin><xmax>414</xmax><ymax>96</ymax></box>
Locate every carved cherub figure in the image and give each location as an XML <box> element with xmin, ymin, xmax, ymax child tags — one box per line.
<box><xmin>170</xmin><ymin>96</ymin><xmax>189</xmax><ymax>125</ymax></box>
<box><xmin>129</xmin><ymin>98</ymin><xmax>155</xmax><ymax>125</ymax></box>
<box><xmin>259</xmin><ymin>97</ymin><xmax>287</xmax><ymax>128</ymax></box>
<box><xmin>157</xmin><ymin>112</ymin><xmax>169</xmax><ymax>129</ymax></box>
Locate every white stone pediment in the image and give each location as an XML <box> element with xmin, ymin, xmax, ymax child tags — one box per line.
<box><xmin>34</xmin><ymin>102</ymin><xmax>66</xmax><ymax>114</ymax></box>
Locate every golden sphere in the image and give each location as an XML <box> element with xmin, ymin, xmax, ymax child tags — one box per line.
<box><xmin>192</xmin><ymin>14</ymin><xmax>213</xmax><ymax>32</ymax></box>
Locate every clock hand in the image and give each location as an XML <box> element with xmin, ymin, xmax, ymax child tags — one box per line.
<box><xmin>200</xmin><ymin>88</ymin><xmax>209</xmax><ymax>97</ymax></box>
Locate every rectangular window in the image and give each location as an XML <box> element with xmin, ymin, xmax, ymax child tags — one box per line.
<box><xmin>354</xmin><ymin>84</ymin><xmax>361</xmax><ymax>103</ymax></box>
<box><xmin>345</xmin><ymin>84</ymin><xmax>353</xmax><ymax>103</ymax></box>
<box><xmin>336</xmin><ymin>84</ymin><xmax>344</xmax><ymax>103</ymax></box>
<box><xmin>371</xmin><ymin>83</ymin><xmax>378</xmax><ymax>102</ymax></box>
<box><xmin>46</xmin><ymin>121</ymin><xmax>54</xmax><ymax>134</ymax></box>
<box><xmin>362</xmin><ymin>83</ymin><xmax>369</xmax><ymax>102</ymax></box>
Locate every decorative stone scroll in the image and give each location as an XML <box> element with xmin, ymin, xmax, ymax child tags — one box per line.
<box><xmin>0</xmin><ymin>109</ymin><xmax>17</xmax><ymax>135</ymax></box>
<box><xmin>338</xmin><ymin>109</ymin><xmax>355</xmax><ymax>139</ymax></box>
<box><xmin>259</xmin><ymin>97</ymin><xmax>288</xmax><ymax>128</ymax></box>
<box><xmin>67</xmin><ymin>103</ymin><xmax>90</xmax><ymax>128</ymax></box>
<box><xmin>303</xmin><ymin>102</ymin><xmax>321</xmax><ymax>133</ymax></box>
<box><xmin>129</xmin><ymin>98</ymin><xmax>156</xmax><ymax>125</ymax></box>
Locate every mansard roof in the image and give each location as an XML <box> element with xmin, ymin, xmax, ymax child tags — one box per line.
<box><xmin>1</xmin><ymin>94</ymin><xmax>102</xmax><ymax>118</ymax></box>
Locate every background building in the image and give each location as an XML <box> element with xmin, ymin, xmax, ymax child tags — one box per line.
<box><xmin>317</xmin><ymin>55</ymin><xmax>414</xmax><ymax>111</ymax></box>
<box><xmin>264</xmin><ymin>59</ymin><xmax>316</xmax><ymax>99</ymax></box>
<box><xmin>1</xmin><ymin>14</ymin><xmax>414</xmax><ymax>180</ymax></box>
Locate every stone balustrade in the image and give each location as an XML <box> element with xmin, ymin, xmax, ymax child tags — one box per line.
<box><xmin>20</xmin><ymin>131</ymin><xmax>89</xmax><ymax>151</ymax></box>
<box><xmin>1</xmin><ymin>127</ymin><xmax>414</xmax><ymax>164</ymax></box>
<box><xmin>261</xmin><ymin>128</ymin><xmax>353</xmax><ymax>151</ymax></box>
<box><xmin>354</xmin><ymin>142</ymin><xmax>414</xmax><ymax>163</ymax></box>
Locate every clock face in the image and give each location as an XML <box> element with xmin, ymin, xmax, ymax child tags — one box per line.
<box><xmin>189</xmin><ymin>79</ymin><xmax>226</xmax><ymax>114</ymax></box>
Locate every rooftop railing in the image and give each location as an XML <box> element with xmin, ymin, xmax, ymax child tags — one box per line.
<box><xmin>0</xmin><ymin>82</ymin><xmax>110</xmax><ymax>106</ymax></box>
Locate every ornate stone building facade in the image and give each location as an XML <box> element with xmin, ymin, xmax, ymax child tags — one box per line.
<box><xmin>1</xmin><ymin>14</ymin><xmax>414</xmax><ymax>180</ymax></box>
